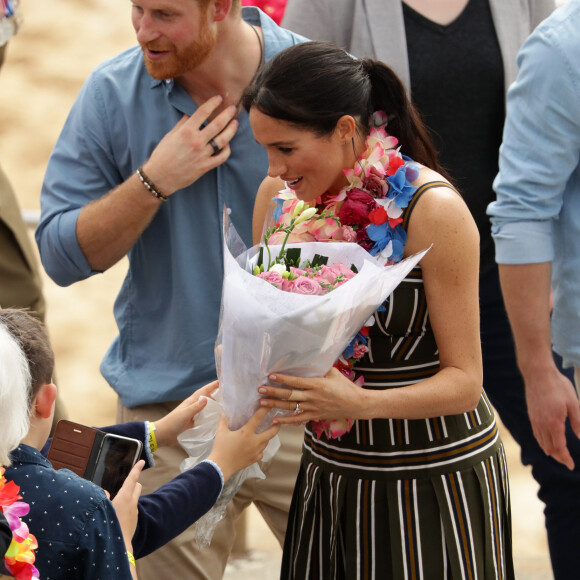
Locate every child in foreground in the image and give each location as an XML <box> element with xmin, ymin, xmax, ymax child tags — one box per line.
<box><xmin>0</xmin><ymin>307</ymin><xmax>278</xmax><ymax>579</ymax></box>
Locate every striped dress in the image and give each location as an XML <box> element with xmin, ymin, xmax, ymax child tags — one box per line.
<box><xmin>280</xmin><ymin>182</ymin><xmax>514</xmax><ymax>580</ymax></box>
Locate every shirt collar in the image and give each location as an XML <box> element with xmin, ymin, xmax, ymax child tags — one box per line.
<box><xmin>147</xmin><ymin>6</ymin><xmax>279</xmax><ymax>92</ymax></box>
<box><xmin>9</xmin><ymin>444</ymin><xmax>52</xmax><ymax>468</ymax></box>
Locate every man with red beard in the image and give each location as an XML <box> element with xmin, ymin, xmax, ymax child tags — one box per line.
<box><xmin>36</xmin><ymin>1</ymin><xmax>306</xmax><ymax>578</ymax></box>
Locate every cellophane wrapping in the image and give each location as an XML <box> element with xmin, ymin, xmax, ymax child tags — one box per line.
<box><xmin>178</xmin><ymin>210</ymin><xmax>427</xmax><ymax>547</ymax></box>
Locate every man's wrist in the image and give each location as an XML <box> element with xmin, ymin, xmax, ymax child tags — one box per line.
<box><xmin>518</xmin><ymin>353</ymin><xmax>560</xmax><ymax>386</ymax></box>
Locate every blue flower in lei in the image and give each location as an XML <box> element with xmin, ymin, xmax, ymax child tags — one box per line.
<box><xmin>272</xmin><ymin>197</ymin><xmax>285</xmax><ymax>222</ymax></box>
<box><xmin>386</xmin><ymin>162</ymin><xmax>418</xmax><ymax>208</ymax></box>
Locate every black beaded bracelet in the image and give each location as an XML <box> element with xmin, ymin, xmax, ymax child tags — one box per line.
<box><xmin>136</xmin><ymin>166</ymin><xmax>169</xmax><ymax>202</ymax></box>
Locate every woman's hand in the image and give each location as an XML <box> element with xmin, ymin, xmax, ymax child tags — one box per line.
<box><xmin>207</xmin><ymin>407</ymin><xmax>280</xmax><ymax>481</ymax></box>
<box><xmin>154</xmin><ymin>381</ymin><xmax>219</xmax><ymax>447</ymax></box>
<box><xmin>258</xmin><ymin>368</ymin><xmax>370</xmax><ymax>425</ymax></box>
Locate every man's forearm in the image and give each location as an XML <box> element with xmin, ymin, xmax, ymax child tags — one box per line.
<box><xmin>76</xmin><ymin>172</ymin><xmax>163</xmax><ymax>272</ymax></box>
<box><xmin>498</xmin><ymin>262</ymin><xmax>555</xmax><ymax>377</ymax></box>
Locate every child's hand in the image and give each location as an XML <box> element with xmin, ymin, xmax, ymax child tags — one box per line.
<box><xmin>207</xmin><ymin>407</ymin><xmax>280</xmax><ymax>481</ymax></box>
<box><xmin>154</xmin><ymin>381</ymin><xmax>219</xmax><ymax>446</ymax></box>
<box><xmin>112</xmin><ymin>459</ymin><xmax>144</xmax><ymax>547</ymax></box>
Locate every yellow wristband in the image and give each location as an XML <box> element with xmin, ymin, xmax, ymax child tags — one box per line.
<box><xmin>148</xmin><ymin>422</ymin><xmax>158</xmax><ymax>453</ymax></box>
<box><xmin>128</xmin><ymin>552</ymin><xmax>136</xmax><ymax>567</ymax></box>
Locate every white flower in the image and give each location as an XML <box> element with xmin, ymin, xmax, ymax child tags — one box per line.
<box><xmin>294</xmin><ymin>207</ymin><xmax>317</xmax><ymax>224</ymax></box>
<box><xmin>269</xmin><ymin>263</ymin><xmax>287</xmax><ymax>275</ymax></box>
<box><xmin>292</xmin><ymin>200</ymin><xmax>305</xmax><ymax>218</ymax></box>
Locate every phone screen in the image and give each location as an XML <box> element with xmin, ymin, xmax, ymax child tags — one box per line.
<box><xmin>92</xmin><ymin>435</ymin><xmax>142</xmax><ymax>499</ymax></box>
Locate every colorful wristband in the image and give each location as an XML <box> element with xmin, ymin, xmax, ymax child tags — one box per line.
<box><xmin>128</xmin><ymin>552</ymin><xmax>136</xmax><ymax>567</ymax></box>
<box><xmin>148</xmin><ymin>421</ymin><xmax>158</xmax><ymax>453</ymax></box>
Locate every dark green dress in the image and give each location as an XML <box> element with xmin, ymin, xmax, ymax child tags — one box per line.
<box><xmin>280</xmin><ymin>182</ymin><xmax>514</xmax><ymax>580</ymax></box>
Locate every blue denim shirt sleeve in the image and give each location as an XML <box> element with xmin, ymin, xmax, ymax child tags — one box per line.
<box><xmin>488</xmin><ymin>11</ymin><xmax>580</xmax><ymax>265</ymax></box>
<box><xmin>35</xmin><ymin>10</ymin><xmax>307</xmax><ymax>289</ymax></box>
<box><xmin>35</xmin><ymin>69</ymin><xmax>121</xmax><ymax>287</ymax></box>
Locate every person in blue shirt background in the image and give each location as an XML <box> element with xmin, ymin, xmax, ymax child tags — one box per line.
<box><xmin>35</xmin><ymin>0</ymin><xmax>306</xmax><ymax>577</ymax></box>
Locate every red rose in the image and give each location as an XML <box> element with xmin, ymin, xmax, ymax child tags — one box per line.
<box><xmin>356</xmin><ymin>227</ymin><xmax>374</xmax><ymax>251</ymax></box>
<box><xmin>337</xmin><ymin>188</ymin><xmax>376</xmax><ymax>226</ymax></box>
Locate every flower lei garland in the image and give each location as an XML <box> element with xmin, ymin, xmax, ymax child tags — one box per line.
<box><xmin>0</xmin><ymin>466</ymin><xmax>39</xmax><ymax>580</ymax></box>
<box><xmin>270</xmin><ymin>111</ymin><xmax>419</xmax><ymax>439</ymax></box>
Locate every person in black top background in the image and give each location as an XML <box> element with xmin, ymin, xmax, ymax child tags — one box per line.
<box><xmin>281</xmin><ymin>2</ymin><xmax>580</xmax><ymax>578</ymax></box>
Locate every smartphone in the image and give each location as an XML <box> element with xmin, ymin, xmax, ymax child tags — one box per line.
<box><xmin>91</xmin><ymin>433</ymin><xmax>143</xmax><ymax>499</ymax></box>
<box><xmin>47</xmin><ymin>420</ymin><xmax>143</xmax><ymax>499</ymax></box>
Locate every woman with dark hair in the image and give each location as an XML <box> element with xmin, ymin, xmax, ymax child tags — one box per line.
<box><xmin>244</xmin><ymin>42</ymin><xmax>513</xmax><ymax>579</ymax></box>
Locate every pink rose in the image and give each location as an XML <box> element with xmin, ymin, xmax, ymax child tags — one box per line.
<box><xmin>337</xmin><ymin>226</ymin><xmax>358</xmax><ymax>242</ymax></box>
<box><xmin>317</xmin><ymin>265</ymin><xmax>339</xmax><ymax>285</ymax></box>
<box><xmin>332</xmin><ymin>263</ymin><xmax>356</xmax><ymax>279</ymax></box>
<box><xmin>280</xmin><ymin>277</ymin><xmax>294</xmax><ymax>292</ymax></box>
<box><xmin>337</xmin><ymin>188</ymin><xmax>376</xmax><ymax>226</ymax></box>
<box><xmin>257</xmin><ymin>270</ymin><xmax>284</xmax><ymax>289</ymax></box>
<box><xmin>289</xmin><ymin>266</ymin><xmax>306</xmax><ymax>277</ymax></box>
<box><xmin>289</xmin><ymin>276</ymin><xmax>325</xmax><ymax>295</ymax></box>
<box><xmin>317</xmin><ymin>264</ymin><xmax>355</xmax><ymax>286</ymax></box>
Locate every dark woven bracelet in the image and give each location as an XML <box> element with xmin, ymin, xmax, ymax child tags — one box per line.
<box><xmin>136</xmin><ymin>166</ymin><xmax>169</xmax><ymax>202</ymax></box>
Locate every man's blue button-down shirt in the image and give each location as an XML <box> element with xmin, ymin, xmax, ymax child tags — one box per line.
<box><xmin>36</xmin><ymin>9</ymin><xmax>306</xmax><ymax>407</ymax></box>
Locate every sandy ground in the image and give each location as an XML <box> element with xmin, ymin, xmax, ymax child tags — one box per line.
<box><xmin>0</xmin><ymin>1</ymin><xmax>555</xmax><ymax>577</ymax></box>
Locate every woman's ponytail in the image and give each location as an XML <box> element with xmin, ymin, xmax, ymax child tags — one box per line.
<box><xmin>361</xmin><ymin>58</ymin><xmax>445</xmax><ymax>174</ymax></box>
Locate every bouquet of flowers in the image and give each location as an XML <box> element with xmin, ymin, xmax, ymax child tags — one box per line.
<box><xmin>178</xmin><ymin>207</ymin><xmax>427</xmax><ymax>546</ymax></box>
<box><xmin>252</xmin><ymin>200</ymin><xmax>379</xmax><ymax>438</ymax></box>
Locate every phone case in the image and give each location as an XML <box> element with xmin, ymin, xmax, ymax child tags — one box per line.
<box><xmin>47</xmin><ymin>420</ymin><xmax>105</xmax><ymax>479</ymax></box>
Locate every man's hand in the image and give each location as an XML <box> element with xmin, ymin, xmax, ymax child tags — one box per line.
<box><xmin>524</xmin><ymin>367</ymin><xmax>580</xmax><ymax>470</ymax></box>
<box><xmin>498</xmin><ymin>263</ymin><xmax>580</xmax><ymax>469</ymax></box>
<box><xmin>154</xmin><ymin>381</ymin><xmax>219</xmax><ymax>447</ymax></box>
<box><xmin>143</xmin><ymin>95</ymin><xmax>239</xmax><ymax>196</ymax></box>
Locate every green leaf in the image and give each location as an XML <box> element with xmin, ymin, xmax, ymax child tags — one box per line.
<box><xmin>285</xmin><ymin>247</ymin><xmax>302</xmax><ymax>267</ymax></box>
<box><xmin>311</xmin><ymin>254</ymin><xmax>329</xmax><ymax>267</ymax></box>
<box><xmin>257</xmin><ymin>246</ymin><xmax>264</xmax><ymax>268</ymax></box>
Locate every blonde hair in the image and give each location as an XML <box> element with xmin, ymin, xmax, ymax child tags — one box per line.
<box><xmin>0</xmin><ymin>320</ymin><xmax>31</xmax><ymax>466</ymax></box>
